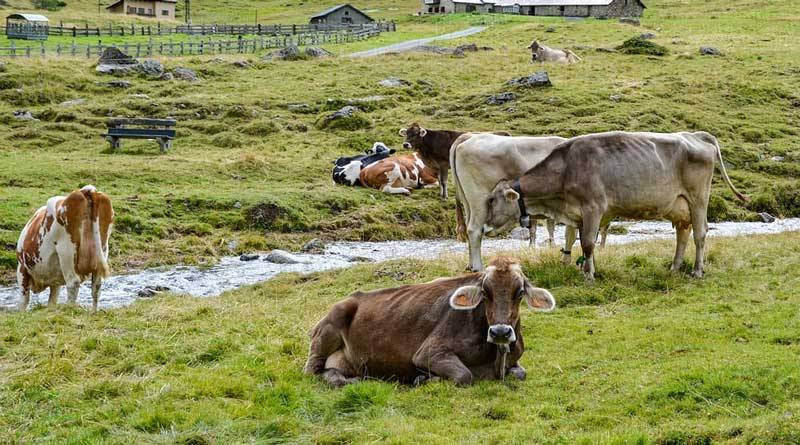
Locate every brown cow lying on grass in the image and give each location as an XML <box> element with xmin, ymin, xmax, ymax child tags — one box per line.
<box><xmin>17</xmin><ymin>185</ymin><xmax>114</xmax><ymax>311</ymax></box>
<box><xmin>358</xmin><ymin>152</ymin><xmax>439</xmax><ymax>195</ymax></box>
<box><xmin>304</xmin><ymin>256</ymin><xmax>555</xmax><ymax>386</ymax></box>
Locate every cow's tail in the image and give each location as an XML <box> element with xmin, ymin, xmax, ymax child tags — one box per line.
<box><xmin>78</xmin><ymin>187</ymin><xmax>111</xmax><ymax>279</ymax></box>
<box><xmin>565</xmin><ymin>50</ymin><xmax>582</xmax><ymax>63</ymax></box>
<box><xmin>711</xmin><ymin>136</ymin><xmax>749</xmax><ymax>202</ymax></box>
<box><xmin>451</xmin><ymin>133</ymin><xmax>474</xmax><ymax>242</ymax></box>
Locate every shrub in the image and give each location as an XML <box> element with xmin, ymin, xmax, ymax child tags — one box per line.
<box><xmin>616</xmin><ymin>37</ymin><xmax>669</xmax><ymax>56</ymax></box>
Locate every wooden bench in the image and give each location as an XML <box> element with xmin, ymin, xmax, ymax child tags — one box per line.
<box><xmin>104</xmin><ymin>118</ymin><xmax>176</xmax><ymax>153</ymax></box>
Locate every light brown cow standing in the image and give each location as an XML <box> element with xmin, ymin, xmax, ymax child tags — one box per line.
<box><xmin>16</xmin><ymin>185</ymin><xmax>114</xmax><ymax>311</ymax></box>
<box><xmin>359</xmin><ymin>153</ymin><xmax>439</xmax><ymax>195</ymax></box>
<box><xmin>527</xmin><ymin>40</ymin><xmax>581</xmax><ymax>64</ymax></box>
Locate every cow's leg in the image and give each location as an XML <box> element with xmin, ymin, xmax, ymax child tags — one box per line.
<box><xmin>17</xmin><ymin>265</ymin><xmax>31</xmax><ymax>311</ymax></box>
<box><xmin>670</xmin><ymin>222</ymin><xmax>692</xmax><ymax>273</ymax></box>
<box><xmin>690</xmin><ymin>206</ymin><xmax>709</xmax><ymax>279</ymax></box>
<box><xmin>579</xmin><ymin>212</ymin><xmax>602</xmax><ymax>281</ymax></box>
<box><xmin>381</xmin><ymin>184</ymin><xmax>411</xmax><ymax>195</ymax></box>
<box><xmin>528</xmin><ymin>219</ymin><xmax>537</xmax><ymax>247</ymax></box>
<box><xmin>47</xmin><ymin>286</ymin><xmax>60</xmax><ymax>308</ymax></box>
<box><xmin>304</xmin><ymin>312</ymin><xmax>358</xmax><ymax>387</ymax></box>
<box><xmin>562</xmin><ymin>226</ymin><xmax>577</xmax><ymax>264</ymax></box>
<box><xmin>91</xmin><ymin>273</ymin><xmax>101</xmax><ymax>312</ymax></box>
<box><xmin>55</xmin><ymin>241</ymin><xmax>81</xmax><ymax>305</ymax></box>
<box><xmin>413</xmin><ymin>351</ymin><xmax>473</xmax><ymax>386</ymax></box>
<box><xmin>439</xmin><ymin>169</ymin><xmax>448</xmax><ymax>200</ymax></box>
<box><xmin>466</xmin><ymin>212</ymin><xmax>486</xmax><ymax>271</ymax></box>
<box><xmin>546</xmin><ymin>218</ymin><xmax>556</xmax><ymax>247</ymax></box>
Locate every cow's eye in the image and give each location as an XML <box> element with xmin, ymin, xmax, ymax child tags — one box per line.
<box><xmin>515</xmin><ymin>288</ymin><xmax>525</xmax><ymax>300</ymax></box>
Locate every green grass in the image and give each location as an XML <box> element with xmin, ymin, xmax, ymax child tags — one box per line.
<box><xmin>0</xmin><ymin>0</ymin><xmax>798</xmax><ymax>283</ymax></box>
<box><xmin>2</xmin><ymin>232</ymin><xmax>800</xmax><ymax>443</ymax></box>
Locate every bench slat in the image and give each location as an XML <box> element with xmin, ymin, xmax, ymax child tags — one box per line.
<box><xmin>106</xmin><ymin>129</ymin><xmax>176</xmax><ymax>138</ymax></box>
<box><xmin>107</xmin><ymin>118</ymin><xmax>177</xmax><ymax>127</ymax></box>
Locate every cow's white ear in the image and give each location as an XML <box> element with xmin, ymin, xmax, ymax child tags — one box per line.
<box><xmin>523</xmin><ymin>282</ymin><xmax>555</xmax><ymax>312</ymax></box>
<box><xmin>419</xmin><ymin>127</ymin><xmax>428</xmax><ymax>137</ymax></box>
<box><xmin>449</xmin><ymin>285</ymin><xmax>484</xmax><ymax>310</ymax></box>
<box><xmin>399</xmin><ymin>128</ymin><xmax>407</xmax><ymax>137</ymax></box>
<box><xmin>503</xmin><ymin>188</ymin><xmax>520</xmax><ymax>203</ymax></box>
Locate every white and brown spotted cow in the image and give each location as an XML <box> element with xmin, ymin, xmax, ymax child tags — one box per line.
<box><xmin>16</xmin><ymin>185</ymin><xmax>114</xmax><ymax>311</ymax></box>
<box><xmin>359</xmin><ymin>153</ymin><xmax>439</xmax><ymax>195</ymax></box>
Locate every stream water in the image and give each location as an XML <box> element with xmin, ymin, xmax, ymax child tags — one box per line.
<box><xmin>2</xmin><ymin>218</ymin><xmax>799</xmax><ymax>310</ymax></box>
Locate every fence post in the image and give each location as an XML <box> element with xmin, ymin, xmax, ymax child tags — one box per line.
<box><xmin>71</xmin><ymin>41</ymin><xmax>76</xmax><ymax>56</ymax></box>
<box><xmin>57</xmin><ymin>43</ymin><xmax>61</xmax><ymax>56</ymax></box>
<box><xmin>73</xmin><ymin>26</ymin><xmax>76</xmax><ymax>37</ymax></box>
<box><xmin>86</xmin><ymin>45</ymin><xmax>90</xmax><ymax>58</ymax></box>
<box><xmin>40</xmin><ymin>41</ymin><xmax>45</xmax><ymax>56</ymax></box>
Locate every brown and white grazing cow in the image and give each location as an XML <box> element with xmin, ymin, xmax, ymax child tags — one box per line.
<box><xmin>16</xmin><ymin>185</ymin><xmax>114</xmax><ymax>311</ymax></box>
<box><xmin>358</xmin><ymin>153</ymin><xmax>439</xmax><ymax>195</ymax></box>
<box><xmin>527</xmin><ymin>40</ymin><xmax>581</xmax><ymax>64</ymax></box>
<box><xmin>304</xmin><ymin>256</ymin><xmax>555</xmax><ymax>386</ymax></box>
<box><xmin>486</xmin><ymin>131</ymin><xmax>748</xmax><ymax>280</ymax></box>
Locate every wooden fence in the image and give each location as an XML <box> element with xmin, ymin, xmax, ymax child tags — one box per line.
<box><xmin>0</xmin><ymin>21</ymin><xmax>395</xmax><ymax>38</ymax></box>
<box><xmin>0</xmin><ymin>28</ymin><xmax>382</xmax><ymax>58</ymax></box>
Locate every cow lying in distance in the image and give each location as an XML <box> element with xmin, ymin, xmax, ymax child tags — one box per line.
<box><xmin>17</xmin><ymin>185</ymin><xmax>114</xmax><ymax>311</ymax></box>
<box><xmin>486</xmin><ymin>131</ymin><xmax>748</xmax><ymax>280</ymax></box>
<box><xmin>399</xmin><ymin>123</ymin><xmax>512</xmax><ymax>239</ymax></box>
<box><xmin>527</xmin><ymin>40</ymin><xmax>581</xmax><ymax>64</ymax></box>
<box><xmin>332</xmin><ymin>142</ymin><xmax>395</xmax><ymax>186</ymax></box>
<box><xmin>304</xmin><ymin>256</ymin><xmax>555</xmax><ymax>386</ymax></box>
<box><xmin>359</xmin><ymin>153</ymin><xmax>439</xmax><ymax>195</ymax></box>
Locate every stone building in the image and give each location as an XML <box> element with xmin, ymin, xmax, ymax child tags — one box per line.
<box><xmin>422</xmin><ymin>0</ymin><xmax>645</xmax><ymax>17</ymax></box>
<box><xmin>310</xmin><ymin>4</ymin><xmax>375</xmax><ymax>25</ymax></box>
<box><xmin>106</xmin><ymin>0</ymin><xmax>177</xmax><ymax>20</ymax></box>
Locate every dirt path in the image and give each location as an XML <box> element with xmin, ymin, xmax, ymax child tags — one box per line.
<box><xmin>348</xmin><ymin>26</ymin><xmax>488</xmax><ymax>58</ymax></box>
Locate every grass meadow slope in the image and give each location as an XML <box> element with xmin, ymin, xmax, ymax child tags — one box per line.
<box><xmin>1</xmin><ymin>0</ymin><xmax>798</xmax><ymax>280</ymax></box>
<box><xmin>1</xmin><ymin>233</ymin><xmax>800</xmax><ymax>443</ymax></box>
<box><xmin>0</xmin><ymin>0</ymin><xmax>799</xmax><ymax>443</ymax></box>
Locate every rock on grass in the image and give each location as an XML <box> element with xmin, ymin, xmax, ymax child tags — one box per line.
<box><xmin>316</xmin><ymin>106</ymin><xmax>371</xmax><ymax>131</ymax></box>
<box><xmin>506</xmin><ymin>72</ymin><xmax>551</xmax><ymax>88</ymax></box>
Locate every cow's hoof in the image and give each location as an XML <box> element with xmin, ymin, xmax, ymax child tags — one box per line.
<box><xmin>691</xmin><ymin>270</ymin><xmax>704</xmax><ymax>279</ymax></box>
<box><xmin>413</xmin><ymin>375</ymin><xmax>440</xmax><ymax>386</ymax></box>
<box><xmin>508</xmin><ymin>366</ymin><xmax>526</xmax><ymax>381</ymax></box>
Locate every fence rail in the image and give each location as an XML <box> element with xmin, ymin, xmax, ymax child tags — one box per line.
<box><xmin>0</xmin><ymin>21</ymin><xmax>395</xmax><ymax>38</ymax></box>
<box><xmin>0</xmin><ymin>28</ymin><xmax>383</xmax><ymax>58</ymax></box>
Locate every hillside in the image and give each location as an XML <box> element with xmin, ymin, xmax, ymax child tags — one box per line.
<box><xmin>0</xmin><ymin>0</ymin><xmax>799</xmax><ymax>280</ymax></box>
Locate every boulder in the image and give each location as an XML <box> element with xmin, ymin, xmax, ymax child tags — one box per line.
<box><xmin>13</xmin><ymin>110</ymin><xmax>37</xmax><ymax>121</ymax></box>
<box><xmin>454</xmin><ymin>43</ymin><xmax>494</xmax><ymax>53</ymax></box>
<box><xmin>136</xmin><ymin>59</ymin><xmax>165</xmax><ymax>77</ymax></box>
<box><xmin>378</xmin><ymin>77</ymin><xmax>411</xmax><ymax>88</ymax></box>
<box><xmin>346</xmin><ymin>255</ymin><xmax>374</xmax><ymax>263</ymax></box>
<box><xmin>771</xmin><ymin>156</ymin><xmax>785</xmax><ymax>162</ymax></box>
<box><xmin>758</xmin><ymin>212</ymin><xmax>776</xmax><ymax>224</ymax></box>
<box><xmin>232</xmin><ymin>60</ymin><xmax>251</xmax><ymax>68</ymax></box>
<box><xmin>610</xmin><ymin>94</ymin><xmax>623</xmax><ymax>102</ymax></box>
<box><xmin>98</xmin><ymin>80</ymin><xmax>132</xmax><ymax>88</ymax></box>
<box><xmin>700</xmin><ymin>46</ymin><xmax>723</xmax><ymax>56</ymax></box>
<box><xmin>264</xmin><ymin>249</ymin><xmax>302</xmax><ymax>264</ymax></box>
<box><xmin>412</xmin><ymin>45</ymin><xmax>454</xmax><ymax>55</ymax></box>
<box><xmin>59</xmin><ymin>98</ymin><xmax>87</xmax><ymax>107</ymax></box>
<box><xmin>239</xmin><ymin>253</ymin><xmax>259</xmax><ymax>262</ymax></box>
<box><xmin>545</xmin><ymin>26</ymin><xmax>557</xmax><ymax>33</ymax></box>
<box><xmin>159</xmin><ymin>72</ymin><xmax>174</xmax><ymax>81</ymax></box>
<box><xmin>264</xmin><ymin>45</ymin><xmax>301</xmax><ymax>61</ymax></box>
<box><xmin>640</xmin><ymin>32</ymin><xmax>657</xmax><ymax>39</ymax></box>
<box><xmin>301</xmin><ymin>238</ymin><xmax>326</xmax><ymax>254</ymax></box>
<box><xmin>98</xmin><ymin>46</ymin><xmax>138</xmax><ymax>65</ymax></box>
<box><xmin>507</xmin><ymin>71</ymin><xmax>552</xmax><ymax>88</ymax></box>
<box><xmin>317</xmin><ymin>105</ymin><xmax>370</xmax><ymax>130</ymax></box>
<box><xmin>172</xmin><ymin>67</ymin><xmax>197</xmax><ymax>81</ymax></box>
<box><xmin>486</xmin><ymin>92</ymin><xmax>516</xmax><ymax>105</ymax></box>
<box><xmin>305</xmin><ymin>47</ymin><xmax>333</xmax><ymax>58</ymax></box>
<box><xmin>619</xmin><ymin>17</ymin><xmax>640</xmax><ymax>26</ymax></box>
<box><xmin>137</xmin><ymin>285</ymin><xmax>170</xmax><ymax>298</ymax></box>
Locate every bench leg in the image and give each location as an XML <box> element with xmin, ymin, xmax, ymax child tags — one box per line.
<box><xmin>158</xmin><ymin>138</ymin><xmax>169</xmax><ymax>154</ymax></box>
<box><xmin>108</xmin><ymin>137</ymin><xmax>121</xmax><ymax>151</ymax></box>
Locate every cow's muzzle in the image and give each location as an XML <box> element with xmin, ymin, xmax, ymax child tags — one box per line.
<box><xmin>402</xmin><ymin>142</ymin><xmax>412</xmax><ymax>149</ymax></box>
<box><xmin>487</xmin><ymin>324</ymin><xmax>516</xmax><ymax>344</ymax></box>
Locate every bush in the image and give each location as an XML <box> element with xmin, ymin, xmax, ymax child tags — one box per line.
<box><xmin>33</xmin><ymin>0</ymin><xmax>66</xmax><ymax>10</ymax></box>
<box><xmin>616</xmin><ymin>37</ymin><xmax>669</xmax><ymax>56</ymax></box>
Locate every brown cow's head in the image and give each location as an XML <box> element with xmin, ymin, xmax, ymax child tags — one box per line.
<box><xmin>527</xmin><ymin>40</ymin><xmax>541</xmax><ymax>61</ymax></box>
<box><xmin>399</xmin><ymin>123</ymin><xmax>427</xmax><ymax>150</ymax></box>
<box><xmin>449</xmin><ymin>257</ymin><xmax>554</xmax><ymax>345</ymax></box>
<box><xmin>484</xmin><ymin>180</ymin><xmax>524</xmax><ymax>237</ymax></box>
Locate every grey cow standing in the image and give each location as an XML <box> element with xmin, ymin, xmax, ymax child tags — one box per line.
<box><xmin>485</xmin><ymin>131</ymin><xmax>748</xmax><ymax>281</ymax></box>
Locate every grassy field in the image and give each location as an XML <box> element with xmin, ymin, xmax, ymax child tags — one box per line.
<box><xmin>0</xmin><ymin>0</ymin><xmax>798</xmax><ymax>284</ymax></box>
<box><xmin>1</xmin><ymin>233</ymin><xmax>800</xmax><ymax>443</ymax></box>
